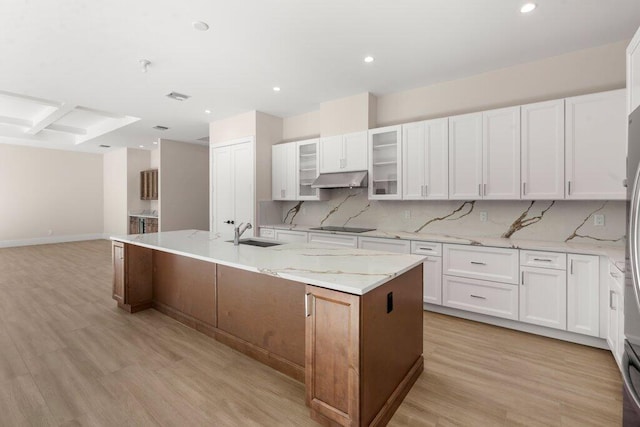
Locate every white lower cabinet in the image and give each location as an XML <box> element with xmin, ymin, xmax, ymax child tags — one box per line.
<box><xmin>411</xmin><ymin>241</ymin><xmax>443</xmax><ymax>305</ymax></box>
<box><xmin>274</xmin><ymin>229</ymin><xmax>308</xmax><ymax>243</ymax></box>
<box><xmin>358</xmin><ymin>236</ymin><xmax>410</xmax><ymax>253</ymax></box>
<box><xmin>308</xmin><ymin>232</ymin><xmax>358</xmax><ymax>248</ymax></box>
<box><xmin>607</xmin><ymin>265</ymin><xmax>625</xmax><ymax>368</ymax></box>
<box><xmin>519</xmin><ymin>266</ymin><xmax>567</xmax><ymax>330</ymax></box>
<box><xmin>442</xmin><ymin>275</ymin><xmax>519</xmax><ymax>320</ymax></box>
<box><xmin>567</xmin><ymin>254</ymin><xmax>600</xmax><ymax>337</ymax></box>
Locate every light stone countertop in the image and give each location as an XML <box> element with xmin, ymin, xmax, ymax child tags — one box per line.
<box><xmin>261</xmin><ymin>224</ymin><xmax>626</xmax><ymax>273</ymax></box>
<box><xmin>111</xmin><ymin>230</ymin><xmax>425</xmax><ymax>295</ymax></box>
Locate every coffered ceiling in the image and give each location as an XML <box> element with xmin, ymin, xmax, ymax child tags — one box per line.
<box><xmin>1</xmin><ymin>0</ymin><xmax>639</xmax><ymax>153</ymax></box>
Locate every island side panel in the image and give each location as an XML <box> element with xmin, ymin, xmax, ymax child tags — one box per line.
<box><xmin>152</xmin><ymin>250</ymin><xmax>217</xmax><ymax>328</ymax></box>
<box><xmin>216</xmin><ymin>265</ymin><xmax>305</xmax><ymax>381</ymax></box>
<box><xmin>305</xmin><ymin>285</ymin><xmax>360</xmax><ymax>427</ymax></box>
<box><xmin>361</xmin><ymin>264</ymin><xmax>424</xmax><ymax>426</ymax></box>
<box><xmin>124</xmin><ymin>243</ymin><xmax>153</xmax><ymax>312</ymax></box>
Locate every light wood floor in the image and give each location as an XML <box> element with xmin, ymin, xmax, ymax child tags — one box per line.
<box><xmin>0</xmin><ymin>240</ymin><xmax>622</xmax><ymax>426</ymax></box>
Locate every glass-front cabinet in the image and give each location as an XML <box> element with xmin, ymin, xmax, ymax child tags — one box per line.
<box><xmin>369</xmin><ymin>125</ymin><xmax>402</xmax><ymax>200</ymax></box>
<box><xmin>297</xmin><ymin>138</ymin><xmax>327</xmax><ymax>201</ymax></box>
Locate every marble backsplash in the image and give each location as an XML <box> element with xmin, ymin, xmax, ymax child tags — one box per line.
<box><xmin>266</xmin><ymin>189</ymin><xmax>626</xmax><ymax>246</ymax></box>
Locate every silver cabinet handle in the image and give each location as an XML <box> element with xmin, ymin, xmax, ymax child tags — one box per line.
<box><xmin>568</xmin><ymin>180</ymin><xmax>572</xmax><ymax>195</ymax></box>
<box><xmin>425</xmin><ymin>184</ymin><xmax>428</xmax><ymax>197</ymax></box>
<box><xmin>478</xmin><ymin>184</ymin><xmax>482</xmax><ymax>196</ymax></box>
<box><xmin>304</xmin><ymin>293</ymin><xmax>312</xmax><ymax>317</ymax></box>
<box><xmin>570</xmin><ymin>259</ymin><xmax>574</xmax><ymax>275</ymax></box>
<box><xmin>521</xmin><ymin>271</ymin><xmax>525</xmax><ymax>285</ymax></box>
<box><xmin>281</xmin><ymin>189</ymin><xmax>285</xmax><ymax>198</ymax></box>
<box><xmin>419</xmin><ymin>247</ymin><xmax>433</xmax><ymax>251</ymax></box>
<box><xmin>470</xmin><ymin>294</ymin><xmax>486</xmax><ymax>300</ymax></box>
<box><xmin>470</xmin><ymin>261</ymin><xmax>486</xmax><ymax>265</ymax></box>
<box><xmin>484</xmin><ymin>183</ymin><xmax>487</xmax><ymax>196</ymax></box>
<box><xmin>533</xmin><ymin>258</ymin><xmax>552</xmax><ymax>262</ymax></box>
<box><xmin>630</xmin><ymin>163</ymin><xmax>640</xmax><ymax>313</ymax></box>
<box><xmin>522</xmin><ymin>182</ymin><xmax>526</xmax><ymax>195</ymax></box>
<box><xmin>610</xmin><ymin>290</ymin><xmax>616</xmax><ymax>310</ymax></box>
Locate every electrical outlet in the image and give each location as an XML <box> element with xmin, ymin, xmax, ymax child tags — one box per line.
<box><xmin>594</xmin><ymin>214</ymin><xmax>605</xmax><ymax>226</ymax></box>
<box><xmin>479</xmin><ymin>212</ymin><xmax>488</xmax><ymax>222</ymax></box>
<box><xmin>403</xmin><ymin>210</ymin><xmax>411</xmax><ymax>219</ymax></box>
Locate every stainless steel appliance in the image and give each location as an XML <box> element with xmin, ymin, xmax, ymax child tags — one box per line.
<box><xmin>624</xmin><ymin>106</ymin><xmax>640</xmax><ymax>425</ymax></box>
<box><xmin>309</xmin><ymin>226</ymin><xmax>376</xmax><ymax>233</ymax></box>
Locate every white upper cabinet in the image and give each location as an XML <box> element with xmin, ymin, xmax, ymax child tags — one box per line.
<box><xmin>319</xmin><ymin>131</ymin><xmax>368</xmax><ymax>174</ymax></box>
<box><xmin>449</xmin><ymin>113</ymin><xmax>483</xmax><ymax>199</ymax></box>
<box><xmin>271</xmin><ymin>142</ymin><xmax>297</xmax><ymax>201</ymax></box>
<box><xmin>482</xmin><ymin>106</ymin><xmax>521</xmax><ymax>199</ymax></box>
<box><xmin>369</xmin><ymin>125</ymin><xmax>402</xmax><ymax>200</ymax></box>
<box><xmin>296</xmin><ymin>139</ymin><xmax>327</xmax><ymax>201</ymax></box>
<box><xmin>628</xmin><ymin>26</ymin><xmax>640</xmax><ymax>114</ymax></box>
<box><xmin>521</xmin><ymin>100</ymin><xmax>565</xmax><ymax>200</ymax></box>
<box><xmin>565</xmin><ymin>89</ymin><xmax>626</xmax><ymax>200</ymax></box>
<box><xmin>402</xmin><ymin>118</ymin><xmax>448</xmax><ymax>200</ymax></box>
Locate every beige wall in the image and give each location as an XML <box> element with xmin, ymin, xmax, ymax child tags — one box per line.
<box><xmin>126</xmin><ymin>148</ymin><xmax>151</xmax><ymax>215</ymax></box>
<box><xmin>103</xmin><ymin>148</ymin><xmax>128</xmax><ymax>236</ymax></box>
<box><xmin>319</xmin><ymin>92</ymin><xmax>376</xmax><ymax>137</ymax></box>
<box><xmin>159</xmin><ymin>139</ymin><xmax>209</xmax><ymax>232</ymax></box>
<box><xmin>255</xmin><ymin>112</ymin><xmax>283</xmax><ymax>224</ymax></box>
<box><xmin>376</xmin><ymin>40</ymin><xmax>628</xmax><ymax>126</ymax></box>
<box><xmin>209</xmin><ymin>111</ymin><xmax>257</xmax><ymax>145</ymax></box>
<box><xmin>282</xmin><ymin>110</ymin><xmax>320</xmax><ymax>141</ymax></box>
<box><xmin>0</xmin><ymin>143</ymin><xmax>104</xmax><ymax>245</ymax></box>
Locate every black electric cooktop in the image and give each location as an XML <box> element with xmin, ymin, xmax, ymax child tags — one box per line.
<box><xmin>309</xmin><ymin>226</ymin><xmax>376</xmax><ymax>233</ymax></box>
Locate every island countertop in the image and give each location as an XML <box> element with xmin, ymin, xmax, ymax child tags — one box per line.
<box><xmin>111</xmin><ymin>229</ymin><xmax>425</xmax><ymax>295</ymax></box>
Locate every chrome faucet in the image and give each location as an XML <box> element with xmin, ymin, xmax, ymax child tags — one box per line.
<box><xmin>234</xmin><ymin>222</ymin><xmax>253</xmax><ymax>245</ymax></box>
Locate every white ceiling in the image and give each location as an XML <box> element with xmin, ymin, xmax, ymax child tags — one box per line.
<box><xmin>1</xmin><ymin>0</ymin><xmax>639</xmax><ymax>153</ymax></box>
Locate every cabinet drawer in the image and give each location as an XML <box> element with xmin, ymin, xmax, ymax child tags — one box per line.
<box><xmin>411</xmin><ymin>241</ymin><xmax>442</xmax><ymax>257</ymax></box>
<box><xmin>520</xmin><ymin>250</ymin><xmax>566</xmax><ymax>270</ymax></box>
<box><xmin>259</xmin><ymin>227</ymin><xmax>275</xmax><ymax>239</ymax></box>
<box><xmin>308</xmin><ymin>232</ymin><xmax>358</xmax><ymax>248</ymax></box>
<box><xmin>443</xmin><ymin>244</ymin><xmax>519</xmax><ymax>284</ymax></box>
<box><xmin>274</xmin><ymin>230</ymin><xmax>308</xmax><ymax>243</ymax></box>
<box><xmin>443</xmin><ymin>275</ymin><xmax>519</xmax><ymax>320</ymax></box>
<box><xmin>358</xmin><ymin>237</ymin><xmax>410</xmax><ymax>254</ymax></box>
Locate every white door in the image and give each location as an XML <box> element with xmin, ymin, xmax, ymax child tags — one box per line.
<box><xmin>567</xmin><ymin>254</ymin><xmax>600</xmax><ymax>337</ymax></box>
<box><xmin>402</xmin><ymin>121</ymin><xmax>426</xmax><ymax>200</ymax></box>
<box><xmin>343</xmin><ymin>131</ymin><xmax>368</xmax><ymax>172</ymax></box>
<box><xmin>449</xmin><ymin>113</ymin><xmax>483</xmax><ymax>199</ymax></box>
<box><xmin>425</xmin><ymin>118</ymin><xmax>449</xmax><ymax>200</ymax></box>
<box><xmin>319</xmin><ymin>135</ymin><xmax>343</xmax><ymax>173</ymax></box>
<box><xmin>565</xmin><ymin>89</ymin><xmax>626</xmax><ymax>200</ymax></box>
<box><xmin>482</xmin><ymin>106</ymin><xmax>520</xmax><ymax>199</ymax></box>
<box><xmin>423</xmin><ymin>256</ymin><xmax>443</xmax><ymax>305</ymax></box>
<box><xmin>211</xmin><ymin>140</ymin><xmax>254</xmax><ymax>240</ymax></box>
<box><xmin>521</xmin><ymin>99</ymin><xmax>565</xmax><ymax>200</ymax></box>
<box><xmin>519</xmin><ymin>267</ymin><xmax>567</xmax><ymax>330</ymax></box>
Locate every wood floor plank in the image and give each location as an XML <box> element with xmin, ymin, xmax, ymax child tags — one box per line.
<box><xmin>0</xmin><ymin>240</ymin><xmax>624</xmax><ymax>426</ymax></box>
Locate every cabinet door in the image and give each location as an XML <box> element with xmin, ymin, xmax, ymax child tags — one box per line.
<box><xmin>519</xmin><ymin>267</ymin><xmax>567</xmax><ymax>330</ymax></box>
<box><xmin>274</xmin><ymin>229</ymin><xmax>308</xmax><ymax>243</ymax></box>
<box><xmin>112</xmin><ymin>242</ymin><xmax>125</xmax><ymax>304</ymax></box>
<box><xmin>567</xmin><ymin>254</ymin><xmax>600</xmax><ymax>337</ymax></box>
<box><xmin>357</xmin><ymin>236</ymin><xmax>410</xmax><ymax>253</ymax></box>
<box><xmin>308</xmin><ymin>232</ymin><xmax>358</xmax><ymax>248</ymax></box>
<box><xmin>402</xmin><ymin>121</ymin><xmax>426</xmax><ymax>200</ymax></box>
<box><xmin>521</xmin><ymin>100</ymin><xmax>565</xmax><ymax>200</ymax></box>
<box><xmin>369</xmin><ymin>125</ymin><xmax>402</xmax><ymax>200</ymax></box>
<box><xmin>449</xmin><ymin>113</ymin><xmax>483</xmax><ymax>199</ymax></box>
<box><xmin>423</xmin><ymin>256</ymin><xmax>442</xmax><ymax>305</ymax></box>
<box><xmin>607</xmin><ymin>277</ymin><xmax>620</xmax><ymax>365</ymax></box>
<box><xmin>565</xmin><ymin>89</ymin><xmax>626</xmax><ymax>200</ymax></box>
<box><xmin>297</xmin><ymin>139</ymin><xmax>326</xmax><ymax>201</ymax></box>
<box><xmin>343</xmin><ymin>131</ymin><xmax>368</xmax><ymax>172</ymax></box>
<box><xmin>305</xmin><ymin>285</ymin><xmax>360</xmax><ymax>426</ymax></box>
<box><xmin>319</xmin><ymin>135</ymin><xmax>343</xmax><ymax>173</ymax></box>
<box><xmin>272</xmin><ymin>144</ymin><xmax>285</xmax><ymax>200</ymax></box>
<box><xmin>482</xmin><ymin>106</ymin><xmax>520</xmax><ymax>199</ymax></box>
<box><xmin>425</xmin><ymin>118</ymin><xmax>449</xmax><ymax>199</ymax></box>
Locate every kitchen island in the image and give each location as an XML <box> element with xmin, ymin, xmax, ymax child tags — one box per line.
<box><xmin>111</xmin><ymin>230</ymin><xmax>425</xmax><ymax>426</ymax></box>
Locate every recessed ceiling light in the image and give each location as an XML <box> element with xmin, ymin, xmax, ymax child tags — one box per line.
<box><xmin>205</xmin><ymin>109</ymin><xmax>211</xmax><ymax>114</ymax></box>
<box><xmin>139</xmin><ymin>145</ymin><xmax>144</xmax><ymax>148</ymax></box>
<box><xmin>364</xmin><ymin>56</ymin><xmax>374</xmax><ymax>63</ymax></box>
<box><xmin>273</xmin><ymin>87</ymin><xmax>281</xmax><ymax>92</ymax></box>
<box><xmin>152</xmin><ymin>141</ymin><xmax>158</xmax><ymax>145</ymax></box>
<box><xmin>520</xmin><ymin>3</ymin><xmax>536</xmax><ymax>13</ymax></box>
<box><xmin>192</xmin><ymin>21</ymin><xmax>209</xmax><ymax>31</ymax></box>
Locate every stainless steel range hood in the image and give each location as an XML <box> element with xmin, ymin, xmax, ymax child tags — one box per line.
<box><xmin>311</xmin><ymin>171</ymin><xmax>368</xmax><ymax>189</ymax></box>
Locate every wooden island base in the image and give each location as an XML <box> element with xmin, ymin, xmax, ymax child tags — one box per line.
<box><xmin>112</xmin><ymin>241</ymin><xmax>424</xmax><ymax>426</ymax></box>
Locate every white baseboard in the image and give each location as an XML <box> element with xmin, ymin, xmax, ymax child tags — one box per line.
<box><xmin>425</xmin><ymin>303</ymin><xmax>609</xmax><ymax>350</ymax></box>
<box><xmin>0</xmin><ymin>233</ymin><xmax>108</xmax><ymax>248</ymax></box>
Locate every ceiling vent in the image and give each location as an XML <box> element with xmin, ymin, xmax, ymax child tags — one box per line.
<box><xmin>99</xmin><ymin>144</ymin><xmax>111</xmax><ymax>148</ymax></box>
<box><xmin>153</xmin><ymin>125</ymin><xmax>169</xmax><ymax>131</ymax></box>
<box><xmin>166</xmin><ymin>92</ymin><xmax>190</xmax><ymax>101</ymax></box>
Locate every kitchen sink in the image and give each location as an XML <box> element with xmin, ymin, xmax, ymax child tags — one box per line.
<box><xmin>226</xmin><ymin>239</ymin><xmax>283</xmax><ymax>247</ymax></box>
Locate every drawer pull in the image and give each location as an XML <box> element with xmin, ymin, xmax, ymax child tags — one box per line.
<box><xmin>533</xmin><ymin>258</ymin><xmax>552</xmax><ymax>262</ymax></box>
<box><xmin>418</xmin><ymin>247</ymin><xmax>433</xmax><ymax>251</ymax></box>
<box><xmin>470</xmin><ymin>294</ymin><xmax>486</xmax><ymax>300</ymax></box>
<box><xmin>470</xmin><ymin>261</ymin><xmax>486</xmax><ymax>265</ymax></box>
